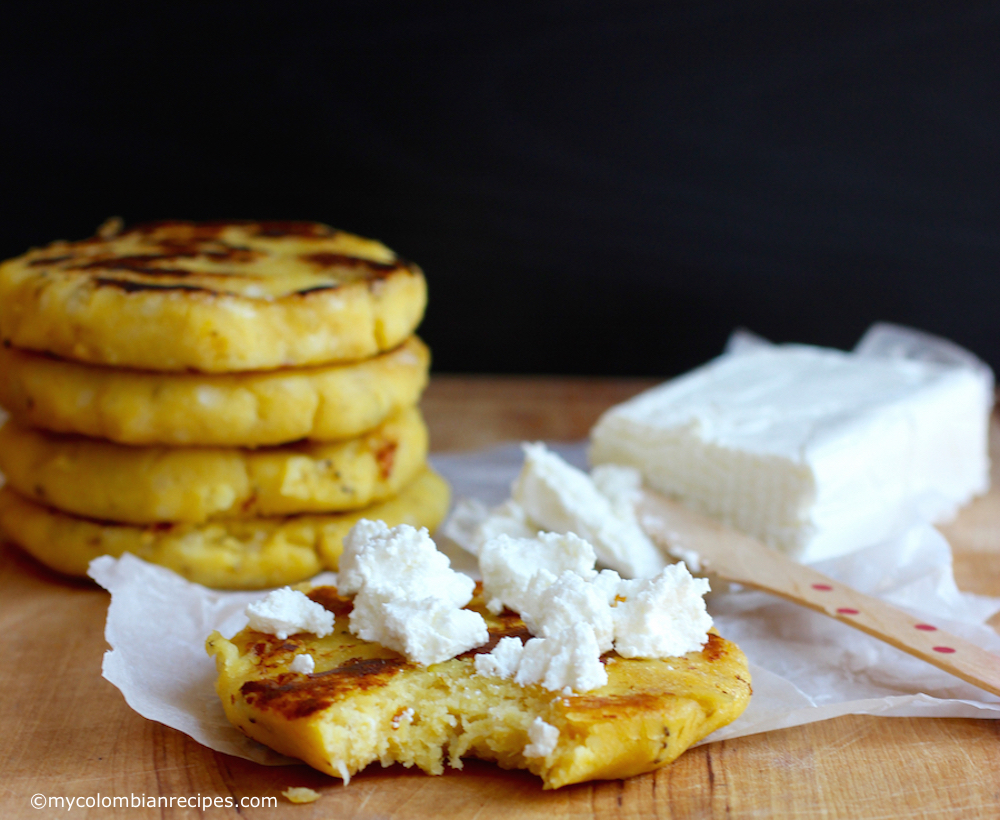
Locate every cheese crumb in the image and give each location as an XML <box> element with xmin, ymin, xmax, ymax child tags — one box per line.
<box><xmin>288</xmin><ymin>653</ymin><xmax>315</xmax><ymax>674</ymax></box>
<box><xmin>245</xmin><ymin>588</ymin><xmax>334</xmax><ymax>640</ymax></box>
<box><xmin>523</xmin><ymin>717</ymin><xmax>560</xmax><ymax>759</ymax></box>
<box><xmin>281</xmin><ymin>787</ymin><xmax>321</xmax><ymax>804</ymax></box>
<box><xmin>391</xmin><ymin>707</ymin><xmax>414</xmax><ymax>729</ymax></box>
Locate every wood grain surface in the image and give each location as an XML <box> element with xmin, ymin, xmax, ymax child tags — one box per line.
<box><xmin>2</xmin><ymin>375</ymin><xmax>999</xmax><ymax>819</ymax></box>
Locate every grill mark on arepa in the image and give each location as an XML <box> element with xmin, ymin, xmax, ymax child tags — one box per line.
<box><xmin>301</xmin><ymin>252</ymin><xmax>400</xmax><ymax>273</ymax></box>
<box><xmin>69</xmin><ymin>248</ymin><xmax>261</xmax><ymax>271</ymax></box>
<box><xmin>253</xmin><ymin>221</ymin><xmax>339</xmax><ymax>238</ymax></box>
<box><xmin>85</xmin><ymin>263</ymin><xmax>194</xmax><ymax>277</ymax></box>
<box><xmin>565</xmin><ymin>691</ymin><xmax>666</xmax><ymax>715</ymax></box>
<box><xmin>122</xmin><ymin>220</ymin><xmax>229</xmax><ymax>238</ymax></box>
<box><xmin>701</xmin><ymin>633</ymin><xmax>726</xmax><ymax>662</ymax></box>
<box><xmin>307</xmin><ymin>587</ymin><xmax>354</xmax><ymax>618</ymax></box>
<box><xmin>241</xmin><ymin>657</ymin><xmax>412</xmax><ymax>718</ymax></box>
<box><xmin>311</xmin><ymin>657</ymin><xmax>408</xmax><ymax>680</ymax></box>
<box><xmin>293</xmin><ymin>284</ymin><xmax>340</xmax><ymax>296</ymax></box>
<box><xmin>118</xmin><ymin>220</ymin><xmax>338</xmax><ymax>240</ymax></box>
<box><xmin>21</xmin><ymin>224</ymin><xmax>412</xmax><ymax>293</ymax></box>
<box><xmin>28</xmin><ymin>255</ymin><xmax>73</xmax><ymax>266</ymax></box>
<box><xmin>92</xmin><ymin>278</ymin><xmax>213</xmax><ymax>294</ymax></box>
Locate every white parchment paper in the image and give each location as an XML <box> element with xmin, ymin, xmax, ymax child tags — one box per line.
<box><xmin>88</xmin><ymin>323</ymin><xmax>1000</xmax><ymax>764</ymax></box>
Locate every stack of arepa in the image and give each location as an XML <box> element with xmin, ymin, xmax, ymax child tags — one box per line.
<box><xmin>0</xmin><ymin>219</ymin><xmax>449</xmax><ymax>588</ymax></box>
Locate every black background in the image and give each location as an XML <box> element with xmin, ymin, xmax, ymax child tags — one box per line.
<box><xmin>2</xmin><ymin>1</ymin><xmax>998</xmax><ymax>376</ymax></box>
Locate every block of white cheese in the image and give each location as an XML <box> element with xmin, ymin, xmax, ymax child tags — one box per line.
<box><xmin>590</xmin><ymin>337</ymin><xmax>993</xmax><ymax>563</ymax></box>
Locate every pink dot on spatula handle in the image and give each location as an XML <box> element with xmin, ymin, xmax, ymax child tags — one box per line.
<box><xmin>836</xmin><ymin>608</ymin><xmax>859</xmax><ymax>615</ymax></box>
<box><xmin>915</xmin><ymin>624</ymin><xmax>938</xmax><ymax>631</ymax></box>
<box><xmin>933</xmin><ymin>646</ymin><xmax>956</xmax><ymax>654</ymax></box>
<box><xmin>812</xmin><ymin>584</ymin><xmax>833</xmax><ymax>591</ymax></box>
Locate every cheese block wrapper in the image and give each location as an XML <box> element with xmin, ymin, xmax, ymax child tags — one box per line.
<box><xmin>590</xmin><ymin>324</ymin><xmax>994</xmax><ymax>563</ymax></box>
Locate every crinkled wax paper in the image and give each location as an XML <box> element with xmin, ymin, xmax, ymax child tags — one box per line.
<box><xmin>89</xmin><ymin>323</ymin><xmax>1000</xmax><ymax>764</ymax></box>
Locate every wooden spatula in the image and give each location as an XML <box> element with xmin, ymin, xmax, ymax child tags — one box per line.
<box><xmin>637</xmin><ymin>490</ymin><xmax>1000</xmax><ymax>698</ymax></box>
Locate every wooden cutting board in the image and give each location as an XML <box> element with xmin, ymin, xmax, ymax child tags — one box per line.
<box><xmin>2</xmin><ymin>375</ymin><xmax>999</xmax><ymax>819</ymax></box>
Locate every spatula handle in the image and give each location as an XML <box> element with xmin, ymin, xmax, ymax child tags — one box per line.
<box><xmin>638</xmin><ymin>491</ymin><xmax>1000</xmax><ymax>698</ymax></box>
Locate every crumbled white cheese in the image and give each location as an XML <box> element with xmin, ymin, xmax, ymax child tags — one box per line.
<box><xmin>439</xmin><ymin>498</ymin><xmax>490</xmax><ymax>556</ymax></box>
<box><xmin>443</xmin><ymin>497</ymin><xmax>540</xmax><ymax>558</ymax></box>
<box><xmin>288</xmin><ymin>653</ymin><xmax>315</xmax><ymax>674</ymax></box>
<box><xmin>340</xmin><ymin>520</ymin><xmax>488</xmax><ymax>665</ymax></box>
<box><xmin>511</xmin><ymin>443</ymin><xmax>666</xmax><ymax>578</ymax></box>
<box><xmin>665</xmin><ymin>544</ymin><xmax>704</xmax><ymax>574</ymax></box>
<box><xmin>354</xmin><ymin>596</ymin><xmax>488</xmax><ymax>666</ymax></box>
<box><xmin>445</xmin><ymin>448</ymin><xmax>671</xmax><ymax>579</ymax></box>
<box><xmin>480</xmin><ymin>498</ymin><xmax>537</xmax><ymax>538</ymax></box>
<box><xmin>590</xmin><ymin>463</ymin><xmax>645</xmax><ymax>522</ymax></box>
<box><xmin>245</xmin><ymin>587</ymin><xmax>334</xmax><ymax>640</ymax></box>
<box><xmin>612</xmin><ymin>563</ymin><xmax>712</xmax><ymax>658</ymax></box>
<box><xmin>474</xmin><ymin>533</ymin><xmax>713</xmax><ymax>691</ymax></box>
<box><xmin>592</xmin><ymin>568</ymin><xmax>626</xmax><ymax>604</ymax></box>
<box><xmin>459</xmin><ymin>498</ymin><xmax>537</xmax><ymax>555</ymax></box>
<box><xmin>479</xmin><ymin>531</ymin><xmax>597</xmax><ymax>615</ymax></box>
<box><xmin>515</xmin><ymin>623</ymin><xmax>608</xmax><ymax>692</ymax></box>
<box><xmin>475</xmin><ymin>624</ymin><xmax>608</xmax><ymax>693</ymax></box>
<box><xmin>473</xmin><ymin>636</ymin><xmax>525</xmax><ymax>679</ymax></box>
<box><xmin>523</xmin><ymin>717</ymin><xmax>560</xmax><ymax>759</ymax></box>
<box><xmin>338</xmin><ymin>519</ymin><xmax>474</xmax><ymax>607</ymax></box>
<box><xmin>591</xmin><ymin>337</ymin><xmax>993</xmax><ymax>561</ymax></box>
<box><xmin>519</xmin><ymin>570</ymin><xmax>615</xmax><ymax>653</ymax></box>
